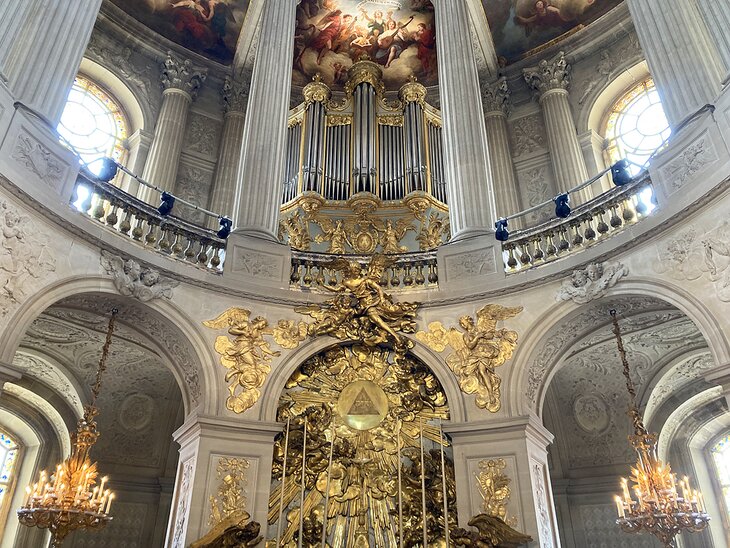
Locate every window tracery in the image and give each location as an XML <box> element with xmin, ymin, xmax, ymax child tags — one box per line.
<box><xmin>604</xmin><ymin>78</ymin><xmax>671</xmax><ymax>175</ymax></box>
<box><xmin>58</xmin><ymin>75</ymin><xmax>129</xmax><ymax>176</ymax></box>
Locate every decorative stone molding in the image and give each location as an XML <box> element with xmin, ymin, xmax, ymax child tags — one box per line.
<box><xmin>161</xmin><ymin>52</ymin><xmax>207</xmax><ymax>99</ymax></box>
<box><xmin>523</xmin><ymin>51</ymin><xmax>571</xmax><ymax>96</ymax></box>
<box><xmin>555</xmin><ymin>261</ymin><xmax>629</xmax><ymax>304</ymax></box>
<box><xmin>208</xmin><ymin>457</ymin><xmax>250</xmax><ymax>528</ymax></box>
<box><xmin>531</xmin><ymin>461</ymin><xmax>555</xmax><ymax>548</ymax></box>
<box><xmin>658</xmin><ymin>136</ymin><xmax>718</xmax><ymax>192</ymax></box>
<box><xmin>222</xmin><ymin>76</ymin><xmax>250</xmax><ymax>114</ymax></box>
<box><xmin>482</xmin><ymin>77</ymin><xmax>511</xmax><ymax>116</ymax></box>
<box><xmin>11</xmin><ymin>133</ymin><xmax>64</xmax><ymax>188</ymax></box>
<box><xmin>171</xmin><ymin>457</ymin><xmax>195</xmax><ymax>548</ymax></box>
<box><xmin>100</xmin><ymin>250</ymin><xmax>179</xmax><ymax>302</ymax></box>
<box><xmin>510</xmin><ymin>115</ymin><xmax>547</xmax><ymax>157</ymax></box>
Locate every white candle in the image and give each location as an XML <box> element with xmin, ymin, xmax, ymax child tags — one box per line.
<box><xmin>104</xmin><ymin>493</ymin><xmax>114</xmax><ymax>514</ymax></box>
<box><xmin>615</xmin><ymin>496</ymin><xmax>625</xmax><ymax>518</ymax></box>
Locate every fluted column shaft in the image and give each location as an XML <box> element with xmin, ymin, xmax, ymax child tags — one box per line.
<box><xmin>482</xmin><ymin>78</ymin><xmax>521</xmax><ymax>221</ymax></box>
<box><xmin>232</xmin><ymin>0</ymin><xmax>297</xmax><ymax>240</ymax></box>
<box><xmin>524</xmin><ymin>52</ymin><xmax>591</xmax><ymax>205</ymax></box>
<box><xmin>1</xmin><ymin>0</ymin><xmax>102</xmax><ymax>124</ymax></box>
<box><xmin>627</xmin><ymin>0</ymin><xmax>724</xmax><ymax>127</ymax></box>
<box><xmin>209</xmin><ymin>77</ymin><xmax>248</xmax><ymax>222</ymax></box>
<box><xmin>139</xmin><ymin>55</ymin><xmax>206</xmax><ymax>204</ymax></box>
<box><xmin>434</xmin><ymin>0</ymin><xmax>496</xmax><ymax>240</ymax></box>
<box><xmin>695</xmin><ymin>0</ymin><xmax>730</xmax><ymax>78</ymax></box>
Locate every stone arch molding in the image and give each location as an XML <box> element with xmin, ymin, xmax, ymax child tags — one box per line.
<box><xmin>259</xmin><ymin>337</ymin><xmax>468</xmax><ymax>424</ymax></box>
<box><xmin>512</xmin><ymin>277</ymin><xmax>730</xmax><ymax>418</ymax></box>
<box><xmin>0</xmin><ymin>276</ymin><xmax>215</xmax><ymax>415</ymax></box>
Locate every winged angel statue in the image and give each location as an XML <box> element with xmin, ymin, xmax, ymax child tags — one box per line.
<box><xmin>295</xmin><ymin>255</ymin><xmax>419</xmax><ymax>351</ymax></box>
<box><xmin>417</xmin><ymin>305</ymin><xmax>523</xmax><ymax>412</ymax></box>
<box><xmin>203</xmin><ymin>308</ymin><xmax>281</xmax><ymax>413</ymax></box>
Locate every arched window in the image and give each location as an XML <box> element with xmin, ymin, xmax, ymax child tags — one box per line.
<box><xmin>58</xmin><ymin>75</ymin><xmax>129</xmax><ymax>177</ymax></box>
<box><xmin>0</xmin><ymin>430</ymin><xmax>20</xmax><ymax>534</ymax></box>
<box><xmin>604</xmin><ymin>78</ymin><xmax>671</xmax><ymax>175</ymax></box>
<box><xmin>710</xmin><ymin>433</ymin><xmax>730</xmax><ymax>526</ymax></box>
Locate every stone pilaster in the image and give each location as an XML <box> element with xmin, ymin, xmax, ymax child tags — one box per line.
<box><xmin>1</xmin><ymin>0</ymin><xmax>102</xmax><ymax>124</ymax></box>
<box><xmin>231</xmin><ymin>0</ymin><xmax>297</xmax><ymax>241</ymax></box>
<box><xmin>208</xmin><ymin>76</ymin><xmax>249</xmax><ymax>224</ymax></box>
<box><xmin>695</xmin><ymin>0</ymin><xmax>730</xmax><ymax>80</ymax></box>
<box><xmin>164</xmin><ymin>414</ymin><xmax>280</xmax><ymax>547</ymax></box>
<box><xmin>121</xmin><ymin>128</ymin><xmax>153</xmax><ymax>196</ymax></box>
<box><xmin>524</xmin><ymin>51</ymin><xmax>592</xmax><ymax>205</ymax></box>
<box><xmin>138</xmin><ymin>54</ymin><xmax>206</xmax><ymax>204</ymax></box>
<box><xmin>482</xmin><ymin>77</ymin><xmax>522</xmax><ymax>223</ymax></box>
<box><xmin>627</xmin><ymin>0</ymin><xmax>725</xmax><ymax>127</ymax></box>
<box><xmin>433</xmin><ymin>0</ymin><xmax>496</xmax><ymax>240</ymax></box>
<box><xmin>448</xmin><ymin>416</ymin><xmax>560</xmax><ymax>547</ymax></box>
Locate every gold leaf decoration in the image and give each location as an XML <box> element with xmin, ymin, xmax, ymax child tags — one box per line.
<box><xmin>209</xmin><ymin>457</ymin><xmax>250</xmax><ymax>527</ymax></box>
<box><xmin>476</xmin><ymin>458</ymin><xmax>518</xmax><ymax>527</ymax></box>
<box><xmin>416</xmin><ymin>304</ymin><xmax>523</xmax><ymax>412</ymax></box>
<box><xmin>273</xmin><ymin>319</ymin><xmax>308</xmax><ymax>349</ymax></box>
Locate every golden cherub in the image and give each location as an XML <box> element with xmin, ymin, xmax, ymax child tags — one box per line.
<box><xmin>204</xmin><ymin>308</ymin><xmax>281</xmax><ymax>413</ymax></box>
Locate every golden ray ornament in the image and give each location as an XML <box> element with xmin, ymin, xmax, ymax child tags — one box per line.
<box><xmin>610</xmin><ymin>310</ymin><xmax>710</xmax><ymax>547</ymax></box>
<box><xmin>267</xmin><ymin>344</ymin><xmax>455</xmax><ymax>547</ymax></box>
<box><xmin>476</xmin><ymin>458</ymin><xmax>518</xmax><ymax>527</ymax></box>
<box><xmin>17</xmin><ymin>309</ymin><xmax>119</xmax><ymax>547</ymax></box>
<box><xmin>416</xmin><ymin>304</ymin><xmax>523</xmax><ymax>412</ymax></box>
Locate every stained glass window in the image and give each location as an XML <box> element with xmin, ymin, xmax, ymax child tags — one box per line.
<box><xmin>57</xmin><ymin>75</ymin><xmax>128</xmax><ymax>177</ymax></box>
<box><xmin>0</xmin><ymin>430</ymin><xmax>20</xmax><ymax>512</ymax></box>
<box><xmin>605</xmin><ymin>78</ymin><xmax>671</xmax><ymax>175</ymax></box>
<box><xmin>710</xmin><ymin>433</ymin><xmax>730</xmax><ymax>525</ymax></box>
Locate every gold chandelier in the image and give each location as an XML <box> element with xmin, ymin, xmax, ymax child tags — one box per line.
<box><xmin>610</xmin><ymin>310</ymin><xmax>710</xmax><ymax>548</ymax></box>
<box><xmin>17</xmin><ymin>309</ymin><xmax>119</xmax><ymax>547</ymax></box>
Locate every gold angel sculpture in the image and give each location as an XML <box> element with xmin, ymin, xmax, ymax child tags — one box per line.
<box><xmin>204</xmin><ymin>308</ymin><xmax>281</xmax><ymax>414</ymax></box>
<box><xmin>417</xmin><ymin>304</ymin><xmax>523</xmax><ymax>412</ymax></box>
<box><xmin>451</xmin><ymin>514</ymin><xmax>533</xmax><ymax>548</ymax></box>
<box><xmin>296</xmin><ymin>255</ymin><xmax>419</xmax><ymax>351</ymax></box>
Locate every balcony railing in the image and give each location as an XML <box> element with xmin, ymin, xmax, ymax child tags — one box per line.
<box><xmin>291</xmin><ymin>250</ymin><xmax>438</xmax><ymax>291</ymax></box>
<box><xmin>73</xmin><ymin>172</ymin><xmax>226</xmax><ymax>273</ymax></box>
<box><xmin>501</xmin><ymin>173</ymin><xmax>654</xmax><ymax>272</ymax></box>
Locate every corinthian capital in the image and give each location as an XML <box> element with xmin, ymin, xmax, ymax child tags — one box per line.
<box><xmin>222</xmin><ymin>76</ymin><xmax>250</xmax><ymax>114</ymax></box>
<box><xmin>523</xmin><ymin>51</ymin><xmax>571</xmax><ymax>96</ymax></box>
<box><xmin>482</xmin><ymin>77</ymin><xmax>511</xmax><ymax>116</ymax></box>
<box><xmin>161</xmin><ymin>52</ymin><xmax>207</xmax><ymax>99</ymax></box>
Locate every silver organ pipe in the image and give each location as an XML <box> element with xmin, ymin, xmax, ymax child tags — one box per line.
<box><xmin>283</xmin><ymin>61</ymin><xmax>445</xmax><ymax>206</ymax></box>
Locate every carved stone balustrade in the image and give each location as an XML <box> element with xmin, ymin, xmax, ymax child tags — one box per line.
<box><xmin>73</xmin><ymin>172</ymin><xmax>226</xmax><ymax>273</ymax></box>
<box><xmin>290</xmin><ymin>250</ymin><xmax>438</xmax><ymax>291</ymax></box>
<box><xmin>502</xmin><ymin>174</ymin><xmax>654</xmax><ymax>273</ymax></box>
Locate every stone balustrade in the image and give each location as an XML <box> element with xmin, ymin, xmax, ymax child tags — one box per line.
<box><xmin>73</xmin><ymin>172</ymin><xmax>226</xmax><ymax>273</ymax></box>
<box><xmin>290</xmin><ymin>250</ymin><xmax>438</xmax><ymax>291</ymax></box>
<box><xmin>502</xmin><ymin>173</ymin><xmax>654</xmax><ymax>273</ymax></box>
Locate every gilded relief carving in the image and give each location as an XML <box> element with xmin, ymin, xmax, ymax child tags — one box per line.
<box><xmin>417</xmin><ymin>305</ymin><xmax>523</xmax><ymax>412</ymax></box>
<box><xmin>476</xmin><ymin>458</ymin><xmax>517</xmax><ymax>526</ymax></box>
<box><xmin>209</xmin><ymin>457</ymin><xmax>250</xmax><ymax>527</ymax></box>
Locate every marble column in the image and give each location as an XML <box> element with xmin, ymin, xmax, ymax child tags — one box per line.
<box><xmin>208</xmin><ymin>76</ymin><xmax>249</xmax><ymax>224</ymax></box>
<box><xmin>433</xmin><ymin>0</ymin><xmax>496</xmax><ymax>241</ymax></box>
<box><xmin>1</xmin><ymin>0</ymin><xmax>102</xmax><ymax>124</ymax></box>
<box><xmin>231</xmin><ymin>0</ymin><xmax>297</xmax><ymax>240</ymax></box>
<box><xmin>482</xmin><ymin>77</ymin><xmax>522</xmax><ymax>223</ymax></box>
<box><xmin>695</xmin><ymin>0</ymin><xmax>730</xmax><ymax>80</ymax></box>
<box><xmin>138</xmin><ymin>54</ymin><xmax>206</xmax><ymax>205</ymax></box>
<box><xmin>165</xmin><ymin>414</ymin><xmax>280</xmax><ymax>547</ymax></box>
<box><xmin>524</xmin><ymin>52</ymin><xmax>592</xmax><ymax>205</ymax></box>
<box><xmin>627</xmin><ymin>0</ymin><xmax>725</xmax><ymax>128</ymax></box>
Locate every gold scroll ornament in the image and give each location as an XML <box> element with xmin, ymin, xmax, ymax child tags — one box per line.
<box><xmin>209</xmin><ymin>457</ymin><xmax>250</xmax><ymax>528</ymax></box>
<box><xmin>476</xmin><ymin>458</ymin><xmax>518</xmax><ymax>527</ymax></box>
<box><xmin>416</xmin><ymin>304</ymin><xmax>523</xmax><ymax>412</ymax></box>
<box><xmin>204</xmin><ymin>309</ymin><xmax>307</xmax><ymax>413</ymax></box>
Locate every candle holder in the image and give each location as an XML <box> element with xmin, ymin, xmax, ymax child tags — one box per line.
<box><xmin>17</xmin><ymin>309</ymin><xmax>119</xmax><ymax>547</ymax></box>
<box><xmin>610</xmin><ymin>310</ymin><xmax>710</xmax><ymax>547</ymax></box>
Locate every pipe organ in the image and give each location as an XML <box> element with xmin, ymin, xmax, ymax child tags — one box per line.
<box><xmin>282</xmin><ymin>60</ymin><xmax>446</xmax><ymax>206</ymax></box>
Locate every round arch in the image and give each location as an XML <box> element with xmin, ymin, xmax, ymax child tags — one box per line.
<box><xmin>0</xmin><ymin>276</ymin><xmax>217</xmax><ymax>416</ymax></box>
<box><xmin>259</xmin><ymin>337</ymin><xmax>467</xmax><ymax>424</ymax></box>
<box><xmin>511</xmin><ymin>276</ymin><xmax>730</xmax><ymax>418</ymax></box>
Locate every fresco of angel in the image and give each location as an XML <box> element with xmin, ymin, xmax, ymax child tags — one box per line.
<box><xmin>204</xmin><ymin>308</ymin><xmax>281</xmax><ymax>413</ymax></box>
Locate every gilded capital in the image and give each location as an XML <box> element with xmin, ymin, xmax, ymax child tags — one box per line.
<box><xmin>482</xmin><ymin>77</ymin><xmax>511</xmax><ymax>116</ymax></box>
<box><xmin>399</xmin><ymin>75</ymin><xmax>427</xmax><ymax>105</ymax></box>
<box><xmin>222</xmin><ymin>76</ymin><xmax>249</xmax><ymax>114</ymax></box>
<box><xmin>345</xmin><ymin>58</ymin><xmax>385</xmax><ymax>96</ymax></box>
<box><xmin>302</xmin><ymin>74</ymin><xmax>332</xmax><ymax>105</ymax></box>
<box><xmin>523</xmin><ymin>51</ymin><xmax>571</xmax><ymax>96</ymax></box>
<box><xmin>161</xmin><ymin>52</ymin><xmax>207</xmax><ymax>99</ymax></box>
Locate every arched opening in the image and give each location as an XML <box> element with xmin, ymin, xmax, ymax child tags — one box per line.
<box><xmin>267</xmin><ymin>343</ymin><xmax>456</xmax><ymax>546</ymax></box>
<box><xmin>0</xmin><ymin>291</ymin><xmax>198</xmax><ymax>547</ymax></box>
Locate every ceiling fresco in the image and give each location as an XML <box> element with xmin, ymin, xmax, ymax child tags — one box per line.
<box><xmin>483</xmin><ymin>0</ymin><xmax>624</xmax><ymax>64</ymax></box>
<box><xmin>293</xmin><ymin>0</ymin><xmax>437</xmax><ymax>90</ymax></box>
<box><xmin>111</xmin><ymin>0</ymin><xmax>250</xmax><ymax>65</ymax></box>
